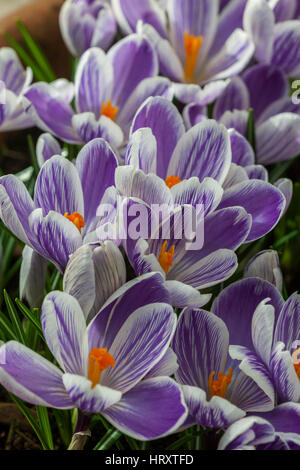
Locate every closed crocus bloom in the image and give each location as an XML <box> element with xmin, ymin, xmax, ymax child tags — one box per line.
<box><xmin>212</xmin><ymin>278</ymin><xmax>300</xmax><ymax>404</ymax></box>
<box><xmin>23</xmin><ymin>33</ymin><xmax>173</xmax><ymax>148</ymax></box>
<box><xmin>171</xmin><ymin>308</ymin><xmax>274</xmax><ymax>430</ymax></box>
<box><xmin>0</xmin><ymin>139</ymin><xmax>118</xmax><ymax>272</ymax></box>
<box><xmin>19</xmin><ymin>246</ymin><xmax>47</xmax><ymax>309</ymax></box>
<box><xmin>0</xmin><ymin>273</ymin><xmax>187</xmax><ymax>440</ymax></box>
<box><xmin>0</xmin><ymin>48</ymin><xmax>33</xmax><ymax>132</ymax></box>
<box><xmin>218</xmin><ymin>405</ymin><xmax>300</xmax><ymax>450</ymax></box>
<box><xmin>59</xmin><ymin>0</ymin><xmax>117</xmax><ymax>57</ymax></box>
<box><xmin>244</xmin><ymin>250</ymin><xmax>283</xmax><ymax>292</ymax></box>
<box><xmin>36</xmin><ymin>133</ymin><xmax>62</xmax><ymax>168</ymax></box>
<box><xmin>63</xmin><ymin>241</ymin><xmax>126</xmax><ymax>321</ymax></box>
<box><xmin>112</xmin><ymin>0</ymin><xmax>254</xmax><ymax>105</ymax></box>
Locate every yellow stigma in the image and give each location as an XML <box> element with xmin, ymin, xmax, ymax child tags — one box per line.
<box><xmin>292</xmin><ymin>348</ymin><xmax>300</xmax><ymax>380</ymax></box>
<box><xmin>88</xmin><ymin>347</ymin><xmax>116</xmax><ymax>389</ymax></box>
<box><xmin>64</xmin><ymin>212</ymin><xmax>86</xmax><ymax>233</ymax></box>
<box><xmin>101</xmin><ymin>100</ymin><xmax>119</xmax><ymax>121</ymax></box>
<box><xmin>158</xmin><ymin>241</ymin><xmax>175</xmax><ymax>275</ymax></box>
<box><xmin>165</xmin><ymin>175</ymin><xmax>182</xmax><ymax>189</ymax></box>
<box><xmin>208</xmin><ymin>367</ymin><xmax>233</xmax><ymax>399</ymax></box>
<box><xmin>184</xmin><ymin>31</ymin><xmax>203</xmax><ymax>82</ymax></box>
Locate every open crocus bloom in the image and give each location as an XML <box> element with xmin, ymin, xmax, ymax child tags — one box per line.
<box><xmin>0</xmin><ymin>273</ymin><xmax>187</xmax><ymax>440</ymax></box>
<box><xmin>59</xmin><ymin>0</ymin><xmax>117</xmax><ymax>57</ymax></box>
<box><xmin>218</xmin><ymin>403</ymin><xmax>300</xmax><ymax>450</ymax></box>
<box><xmin>0</xmin><ymin>138</ymin><xmax>118</xmax><ymax>272</ymax></box>
<box><xmin>123</xmin><ymin>96</ymin><xmax>286</xmax><ymax>243</ymax></box>
<box><xmin>187</xmin><ymin>64</ymin><xmax>300</xmax><ymax>165</ymax></box>
<box><xmin>0</xmin><ymin>48</ymin><xmax>33</xmax><ymax>132</ymax></box>
<box><xmin>112</xmin><ymin>0</ymin><xmax>254</xmax><ymax>105</ymax></box>
<box><xmin>23</xmin><ymin>33</ymin><xmax>172</xmax><ymax>146</ymax></box>
<box><xmin>212</xmin><ymin>278</ymin><xmax>300</xmax><ymax>404</ymax></box>
<box><xmin>171</xmin><ymin>307</ymin><xmax>274</xmax><ymax>429</ymax></box>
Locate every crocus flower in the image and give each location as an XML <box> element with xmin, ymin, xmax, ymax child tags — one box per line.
<box><xmin>63</xmin><ymin>241</ymin><xmax>126</xmax><ymax>321</ymax></box>
<box><xmin>23</xmin><ymin>33</ymin><xmax>172</xmax><ymax>147</ymax></box>
<box><xmin>0</xmin><ymin>273</ymin><xmax>187</xmax><ymax>440</ymax></box>
<box><xmin>244</xmin><ymin>0</ymin><xmax>300</xmax><ymax>74</ymax></box>
<box><xmin>19</xmin><ymin>246</ymin><xmax>48</xmax><ymax>308</ymax></box>
<box><xmin>36</xmin><ymin>133</ymin><xmax>63</xmax><ymax>168</ymax></box>
<box><xmin>171</xmin><ymin>307</ymin><xmax>274</xmax><ymax>429</ymax></box>
<box><xmin>123</xmin><ymin>96</ymin><xmax>286</xmax><ymax>243</ymax></box>
<box><xmin>111</xmin><ymin>0</ymin><xmax>254</xmax><ymax>105</ymax></box>
<box><xmin>244</xmin><ymin>249</ymin><xmax>283</xmax><ymax>292</ymax></box>
<box><xmin>59</xmin><ymin>0</ymin><xmax>117</xmax><ymax>57</ymax></box>
<box><xmin>0</xmin><ymin>48</ymin><xmax>33</xmax><ymax>132</ymax></box>
<box><xmin>212</xmin><ymin>277</ymin><xmax>300</xmax><ymax>404</ymax></box>
<box><xmin>207</xmin><ymin>65</ymin><xmax>300</xmax><ymax>165</ymax></box>
<box><xmin>218</xmin><ymin>403</ymin><xmax>300</xmax><ymax>450</ymax></box>
<box><xmin>0</xmin><ymin>138</ymin><xmax>118</xmax><ymax>272</ymax></box>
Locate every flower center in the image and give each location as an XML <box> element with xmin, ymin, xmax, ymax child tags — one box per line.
<box><xmin>158</xmin><ymin>241</ymin><xmax>175</xmax><ymax>274</ymax></box>
<box><xmin>208</xmin><ymin>367</ymin><xmax>233</xmax><ymax>399</ymax></box>
<box><xmin>101</xmin><ymin>100</ymin><xmax>119</xmax><ymax>121</ymax></box>
<box><xmin>64</xmin><ymin>212</ymin><xmax>86</xmax><ymax>233</ymax></box>
<box><xmin>184</xmin><ymin>31</ymin><xmax>203</xmax><ymax>82</ymax></box>
<box><xmin>292</xmin><ymin>348</ymin><xmax>300</xmax><ymax>380</ymax></box>
<box><xmin>165</xmin><ymin>175</ymin><xmax>182</xmax><ymax>189</ymax></box>
<box><xmin>88</xmin><ymin>347</ymin><xmax>116</xmax><ymax>389</ymax></box>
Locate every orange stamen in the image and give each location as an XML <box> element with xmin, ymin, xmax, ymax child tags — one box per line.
<box><xmin>158</xmin><ymin>241</ymin><xmax>175</xmax><ymax>275</ymax></box>
<box><xmin>208</xmin><ymin>367</ymin><xmax>233</xmax><ymax>399</ymax></box>
<box><xmin>64</xmin><ymin>212</ymin><xmax>86</xmax><ymax>233</ymax></box>
<box><xmin>88</xmin><ymin>347</ymin><xmax>116</xmax><ymax>389</ymax></box>
<box><xmin>165</xmin><ymin>175</ymin><xmax>182</xmax><ymax>189</ymax></box>
<box><xmin>101</xmin><ymin>100</ymin><xmax>119</xmax><ymax>121</ymax></box>
<box><xmin>184</xmin><ymin>31</ymin><xmax>203</xmax><ymax>82</ymax></box>
<box><xmin>292</xmin><ymin>348</ymin><xmax>300</xmax><ymax>380</ymax></box>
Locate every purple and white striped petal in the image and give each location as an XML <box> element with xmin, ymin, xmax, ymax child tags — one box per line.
<box><xmin>131</xmin><ymin>97</ymin><xmax>184</xmax><ymax>179</ymax></box>
<box><xmin>41</xmin><ymin>291</ymin><xmax>89</xmax><ymax>375</ymax></box>
<box><xmin>229</xmin><ymin>129</ymin><xmax>255</xmax><ymax>167</ymax></box>
<box><xmin>171</xmin><ymin>177</ymin><xmax>223</xmax><ymax>216</ymax></box>
<box><xmin>274</xmin><ymin>178</ymin><xmax>293</xmax><ymax>215</ymax></box>
<box><xmin>256</xmin><ymin>113</ymin><xmax>300</xmax><ymax>164</ymax></box>
<box><xmin>34</xmin><ymin>156</ymin><xmax>84</xmax><ymax>217</ymax></box>
<box><xmin>212</xmin><ymin>278</ymin><xmax>284</xmax><ymax>349</ymax></box>
<box><xmin>274</xmin><ymin>293</ymin><xmax>300</xmax><ymax>350</ymax></box>
<box><xmin>168</xmin><ymin>120</ymin><xmax>231</xmax><ymax>185</ymax></box>
<box><xmin>243</xmin><ymin>0</ymin><xmax>275</xmax><ymax>63</ymax></box>
<box><xmin>0</xmin><ymin>341</ymin><xmax>73</xmax><ymax>408</ymax></box>
<box><xmin>0</xmin><ymin>175</ymin><xmax>35</xmax><ymax>245</ymax></box>
<box><xmin>75</xmin><ymin>47</ymin><xmax>113</xmax><ymax>115</ymax></box>
<box><xmin>63</xmin><ymin>374</ymin><xmax>121</xmax><ymax>413</ymax></box>
<box><xmin>103</xmin><ymin>377</ymin><xmax>187</xmax><ymax>440</ymax></box>
<box><xmin>244</xmin><ymin>250</ymin><xmax>283</xmax><ymax>291</ymax></box>
<box><xmin>87</xmin><ymin>272</ymin><xmax>170</xmax><ymax>351</ymax></box>
<box><xmin>145</xmin><ymin>348</ymin><xmax>178</xmax><ymax>379</ymax></box>
<box><xmin>252</xmin><ymin>299</ymin><xmax>275</xmax><ymax>365</ymax></box>
<box><xmin>271</xmin><ymin>20</ymin><xmax>300</xmax><ymax>75</ymax></box>
<box><xmin>112</xmin><ymin>0</ymin><xmax>167</xmax><ymax>37</ymax></box>
<box><xmin>76</xmin><ymin>138</ymin><xmax>118</xmax><ymax>233</ymax></box>
<box><xmin>165</xmin><ymin>281</ymin><xmax>211</xmax><ymax>309</ymax></box>
<box><xmin>229</xmin><ymin>370</ymin><xmax>275</xmax><ymax>412</ymax></box>
<box><xmin>125</xmin><ymin>128</ymin><xmax>157</xmax><ymax>174</ymax></box>
<box><xmin>108</xmin><ymin>33</ymin><xmax>158</xmax><ymax>109</ymax></box>
<box><xmin>0</xmin><ymin>48</ymin><xmax>29</xmax><ymax>94</ymax></box>
<box><xmin>20</xmin><ymin>246</ymin><xmax>47</xmax><ymax>309</ymax></box>
<box><xmin>29</xmin><ymin>209</ymin><xmax>82</xmax><ymax>272</ymax></box>
<box><xmin>72</xmin><ymin>112</ymin><xmax>124</xmax><ymax>147</ymax></box>
<box><xmin>205</xmin><ymin>29</ymin><xmax>254</xmax><ymax>81</ymax></box>
<box><xmin>219</xmin><ymin>180</ymin><xmax>285</xmax><ymax>241</ymax></box>
<box><xmin>172</xmin><ymin>308</ymin><xmax>229</xmax><ymax>390</ymax></box>
<box><xmin>213</xmin><ymin>77</ymin><xmax>249</xmax><ymax>121</ymax></box>
<box><xmin>36</xmin><ymin>133</ymin><xmax>62</xmax><ymax>168</ymax></box>
<box><xmin>181</xmin><ymin>385</ymin><xmax>245</xmax><ymax>428</ymax></box>
<box><xmin>24</xmin><ymin>83</ymin><xmax>79</xmax><ymax>143</ymax></box>
<box><xmin>100</xmin><ymin>303</ymin><xmax>176</xmax><ymax>393</ymax></box>
<box><xmin>218</xmin><ymin>416</ymin><xmax>275</xmax><ymax>450</ymax></box>
<box><xmin>269</xmin><ymin>342</ymin><xmax>300</xmax><ymax>402</ymax></box>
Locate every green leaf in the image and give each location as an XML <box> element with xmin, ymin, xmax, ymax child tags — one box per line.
<box><xmin>36</xmin><ymin>406</ymin><xmax>54</xmax><ymax>450</ymax></box>
<box><xmin>0</xmin><ymin>310</ymin><xmax>18</xmax><ymax>341</ymax></box>
<box><xmin>9</xmin><ymin>393</ymin><xmax>50</xmax><ymax>450</ymax></box>
<box><xmin>246</xmin><ymin>108</ymin><xmax>256</xmax><ymax>153</ymax></box>
<box><xmin>15</xmin><ymin>299</ymin><xmax>44</xmax><ymax>340</ymax></box>
<box><xmin>3</xmin><ymin>291</ymin><xmax>27</xmax><ymax>345</ymax></box>
<box><xmin>94</xmin><ymin>429</ymin><xmax>122</xmax><ymax>450</ymax></box>
<box><xmin>27</xmin><ymin>135</ymin><xmax>39</xmax><ymax>177</ymax></box>
<box><xmin>16</xmin><ymin>21</ymin><xmax>56</xmax><ymax>82</ymax></box>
